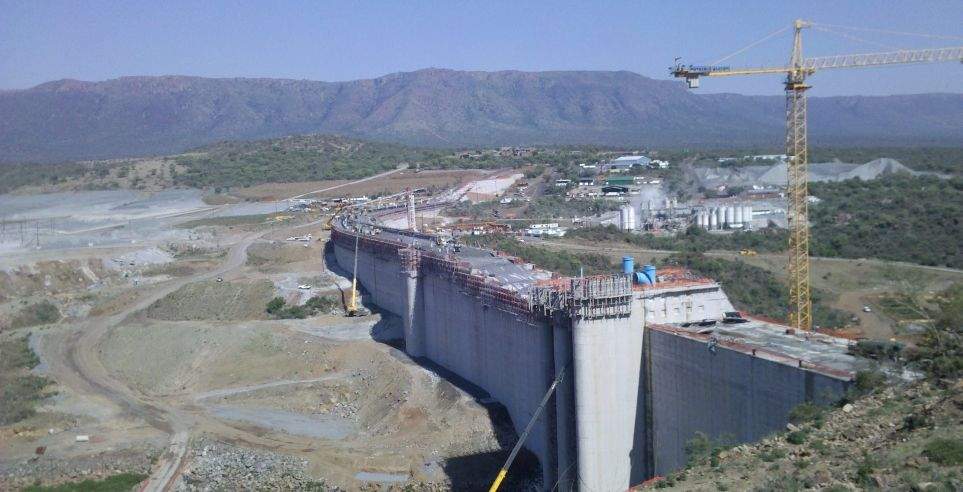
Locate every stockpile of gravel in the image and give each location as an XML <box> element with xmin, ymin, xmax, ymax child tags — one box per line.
<box><xmin>176</xmin><ymin>438</ymin><xmax>334</xmax><ymax>491</ymax></box>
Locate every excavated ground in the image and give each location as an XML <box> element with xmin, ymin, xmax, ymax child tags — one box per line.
<box><xmin>0</xmin><ymin>208</ymin><xmax>514</xmax><ymax>491</ymax></box>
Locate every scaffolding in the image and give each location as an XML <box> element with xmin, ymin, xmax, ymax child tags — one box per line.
<box><xmin>530</xmin><ymin>275</ymin><xmax>633</xmax><ymax>319</ymax></box>
<box><xmin>333</xmin><ymin>222</ymin><xmax>632</xmax><ymax>322</ymax></box>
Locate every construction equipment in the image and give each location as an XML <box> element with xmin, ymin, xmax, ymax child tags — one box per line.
<box><xmin>672</xmin><ymin>20</ymin><xmax>963</xmax><ymax>331</ymax></box>
<box><xmin>345</xmin><ymin>235</ymin><xmax>369</xmax><ymax>316</ymax></box>
<box><xmin>739</xmin><ymin>249</ymin><xmax>758</xmax><ymax>256</ymax></box>
<box><xmin>488</xmin><ymin>363</ymin><xmax>569</xmax><ymax>492</ymax></box>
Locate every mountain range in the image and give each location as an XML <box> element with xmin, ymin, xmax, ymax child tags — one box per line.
<box><xmin>1</xmin><ymin>69</ymin><xmax>961</xmax><ymax>163</ymax></box>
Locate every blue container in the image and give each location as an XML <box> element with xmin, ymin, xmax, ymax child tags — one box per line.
<box><xmin>635</xmin><ymin>271</ymin><xmax>652</xmax><ymax>285</ymax></box>
<box><xmin>622</xmin><ymin>256</ymin><xmax>635</xmax><ymax>275</ymax></box>
<box><xmin>643</xmin><ymin>264</ymin><xmax>657</xmax><ymax>284</ymax></box>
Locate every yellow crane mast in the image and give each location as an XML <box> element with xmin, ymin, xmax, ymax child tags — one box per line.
<box><xmin>672</xmin><ymin>20</ymin><xmax>962</xmax><ymax>331</ymax></box>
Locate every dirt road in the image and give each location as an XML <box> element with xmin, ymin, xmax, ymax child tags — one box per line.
<box><xmin>39</xmin><ymin>229</ymin><xmax>262</xmax><ymax>491</ymax></box>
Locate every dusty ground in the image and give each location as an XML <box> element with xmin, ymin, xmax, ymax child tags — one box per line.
<box><xmin>0</xmin><ymin>188</ymin><xmax>513</xmax><ymax>491</ymax></box>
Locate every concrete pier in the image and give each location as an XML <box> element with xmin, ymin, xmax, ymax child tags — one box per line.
<box><xmin>571</xmin><ymin>300</ymin><xmax>644</xmax><ymax>490</ymax></box>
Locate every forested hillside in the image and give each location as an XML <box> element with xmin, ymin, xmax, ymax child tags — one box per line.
<box><xmin>809</xmin><ymin>175</ymin><xmax>963</xmax><ymax>269</ymax></box>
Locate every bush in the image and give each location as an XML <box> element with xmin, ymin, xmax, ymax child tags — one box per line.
<box><xmin>922</xmin><ymin>438</ymin><xmax>963</xmax><ymax>466</ymax></box>
<box><xmin>24</xmin><ymin>473</ymin><xmax>148</xmax><ymax>492</ymax></box>
<box><xmin>10</xmin><ymin>300</ymin><xmax>61</xmax><ymax>329</ymax></box>
<box><xmin>265</xmin><ymin>297</ymin><xmax>286</xmax><ymax>315</ymax></box>
<box><xmin>810</xmin><ymin>175</ymin><xmax>963</xmax><ymax>269</ymax></box>
<box><xmin>850</xmin><ymin>340</ymin><xmax>904</xmax><ymax>361</ymax></box>
<box><xmin>0</xmin><ymin>336</ymin><xmax>51</xmax><ymax>425</ymax></box>
<box><xmin>684</xmin><ymin>432</ymin><xmax>733</xmax><ymax>468</ymax></box>
<box><xmin>786</xmin><ymin>430</ymin><xmax>807</xmax><ymax>445</ymax></box>
<box><xmin>906</xmin><ymin>283</ymin><xmax>963</xmax><ymax>380</ymax></box>
<box><xmin>788</xmin><ymin>402</ymin><xmax>825</xmax><ymax>426</ymax></box>
<box><xmin>266</xmin><ymin>295</ymin><xmax>340</xmax><ymax>319</ymax></box>
<box><xmin>854</xmin><ymin>370</ymin><xmax>886</xmax><ymax>393</ymax></box>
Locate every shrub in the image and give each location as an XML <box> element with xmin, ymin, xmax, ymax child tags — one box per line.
<box><xmin>10</xmin><ymin>300</ymin><xmax>61</xmax><ymax>329</ymax></box>
<box><xmin>922</xmin><ymin>438</ymin><xmax>963</xmax><ymax>466</ymax></box>
<box><xmin>24</xmin><ymin>472</ymin><xmax>148</xmax><ymax>492</ymax></box>
<box><xmin>787</xmin><ymin>431</ymin><xmax>807</xmax><ymax>445</ymax></box>
<box><xmin>854</xmin><ymin>370</ymin><xmax>886</xmax><ymax>393</ymax></box>
<box><xmin>265</xmin><ymin>297</ymin><xmax>286</xmax><ymax>315</ymax></box>
<box><xmin>0</xmin><ymin>336</ymin><xmax>51</xmax><ymax>425</ymax></box>
<box><xmin>788</xmin><ymin>402</ymin><xmax>825</xmax><ymax>426</ymax></box>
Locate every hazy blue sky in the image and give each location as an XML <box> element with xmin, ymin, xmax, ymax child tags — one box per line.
<box><xmin>2</xmin><ymin>0</ymin><xmax>961</xmax><ymax>96</ymax></box>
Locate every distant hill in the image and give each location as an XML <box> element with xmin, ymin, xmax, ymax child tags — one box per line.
<box><xmin>1</xmin><ymin>69</ymin><xmax>962</xmax><ymax>163</ymax></box>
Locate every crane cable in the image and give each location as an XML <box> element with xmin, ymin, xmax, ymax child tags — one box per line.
<box><xmin>809</xmin><ymin>22</ymin><xmax>963</xmax><ymax>42</ymax></box>
<box><xmin>811</xmin><ymin>25</ymin><xmax>900</xmax><ymax>51</ymax></box>
<box><xmin>710</xmin><ymin>25</ymin><xmax>791</xmax><ymax>65</ymax></box>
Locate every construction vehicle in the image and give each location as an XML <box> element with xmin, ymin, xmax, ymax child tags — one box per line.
<box><xmin>345</xmin><ymin>235</ymin><xmax>370</xmax><ymax>317</ymax></box>
<box><xmin>739</xmin><ymin>249</ymin><xmax>758</xmax><ymax>256</ymax></box>
<box><xmin>672</xmin><ymin>20</ymin><xmax>962</xmax><ymax>331</ymax></box>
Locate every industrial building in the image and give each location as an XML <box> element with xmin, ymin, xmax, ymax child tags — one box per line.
<box><xmin>330</xmin><ymin>201</ymin><xmax>864</xmax><ymax>490</ymax></box>
<box><xmin>605</xmin><ymin>155</ymin><xmax>652</xmax><ymax>171</ymax></box>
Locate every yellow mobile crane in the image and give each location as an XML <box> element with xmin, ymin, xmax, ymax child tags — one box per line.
<box><xmin>672</xmin><ymin>20</ymin><xmax>962</xmax><ymax>331</ymax></box>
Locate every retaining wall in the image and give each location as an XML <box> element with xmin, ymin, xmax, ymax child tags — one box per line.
<box><xmin>645</xmin><ymin>327</ymin><xmax>851</xmax><ymax>475</ymax></box>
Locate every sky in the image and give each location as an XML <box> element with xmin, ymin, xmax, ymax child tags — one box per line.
<box><xmin>2</xmin><ymin>0</ymin><xmax>961</xmax><ymax>96</ymax></box>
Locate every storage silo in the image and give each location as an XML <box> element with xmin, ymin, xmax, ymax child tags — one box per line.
<box><xmin>699</xmin><ymin>211</ymin><xmax>709</xmax><ymax>229</ymax></box>
<box><xmin>708</xmin><ymin>209</ymin><xmax>718</xmax><ymax>229</ymax></box>
<box><xmin>715</xmin><ymin>207</ymin><xmax>724</xmax><ymax>228</ymax></box>
<box><xmin>724</xmin><ymin>206</ymin><xmax>735</xmax><ymax>226</ymax></box>
<box><xmin>743</xmin><ymin>205</ymin><xmax>753</xmax><ymax>227</ymax></box>
<box><xmin>619</xmin><ymin>205</ymin><xmax>636</xmax><ymax>231</ymax></box>
<box><xmin>734</xmin><ymin>205</ymin><xmax>744</xmax><ymax>225</ymax></box>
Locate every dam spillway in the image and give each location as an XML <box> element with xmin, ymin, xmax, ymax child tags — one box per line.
<box><xmin>330</xmin><ymin>214</ymin><xmax>862</xmax><ymax>490</ymax></box>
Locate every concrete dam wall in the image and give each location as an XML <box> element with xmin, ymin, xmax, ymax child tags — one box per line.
<box><xmin>643</xmin><ymin>326</ymin><xmax>852</xmax><ymax>475</ymax></box>
<box><xmin>330</xmin><ymin>225</ymin><xmax>856</xmax><ymax>490</ymax></box>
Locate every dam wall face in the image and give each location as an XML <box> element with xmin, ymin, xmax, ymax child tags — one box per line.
<box><xmin>332</xmin><ymin>229</ymin><xmax>566</xmax><ymax>487</ymax></box>
<box><xmin>645</xmin><ymin>327</ymin><xmax>851</xmax><ymax>475</ymax></box>
<box><xmin>421</xmin><ymin>272</ymin><xmax>558</xmax><ymax>484</ymax></box>
<box><xmin>331</xmin><ymin>227</ymin><xmax>854</xmax><ymax>489</ymax></box>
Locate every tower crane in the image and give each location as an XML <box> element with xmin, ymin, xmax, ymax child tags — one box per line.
<box><xmin>672</xmin><ymin>19</ymin><xmax>962</xmax><ymax>332</ymax></box>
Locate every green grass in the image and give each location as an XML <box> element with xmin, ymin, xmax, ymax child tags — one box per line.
<box><xmin>24</xmin><ymin>473</ymin><xmax>147</xmax><ymax>492</ymax></box>
<box><xmin>876</xmin><ymin>294</ymin><xmax>929</xmax><ymax>322</ymax></box>
<box><xmin>10</xmin><ymin>300</ymin><xmax>61</xmax><ymax>329</ymax></box>
<box><xmin>0</xmin><ymin>335</ymin><xmax>51</xmax><ymax>425</ymax></box>
<box><xmin>923</xmin><ymin>438</ymin><xmax>963</xmax><ymax>466</ymax></box>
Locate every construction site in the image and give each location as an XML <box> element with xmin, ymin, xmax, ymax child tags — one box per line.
<box><xmin>1</xmin><ymin>15</ymin><xmax>961</xmax><ymax>492</ymax></box>
<box><xmin>323</xmin><ymin>191</ymin><xmax>867</xmax><ymax>490</ymax></box>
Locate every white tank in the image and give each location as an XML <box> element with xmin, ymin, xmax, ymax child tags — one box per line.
<box><xmin>715</xmin><ymin>207</ymin><xmax>724</xmax><ymax>227</ymax></box>
<box><xmin>708</xmin><ymin>209</ymin><xmax>718</xmax><ymax>229</ymax></box>
<box><xmin>734</xmin><ymin>206</ymin><xmax>744</xmax><ymax>225</ymax></box>
<box><xmin>619</xmin><ymin>205</ymin><xmax>636</xmax><ymax>231</ymax></box>
<box><xmin>664</xmin><ymin>197</ymin><xmax>672</xmax><ymax>210</ymax></box>
<box><xmin>724</xmin><ymin>206</ymin><xmax>734</xmax><ymax>226</ymax></box>
<box><xmin>743</xmin><ymin>205</ymin><xmax>753</xmax><ymax>227</ymax></box>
